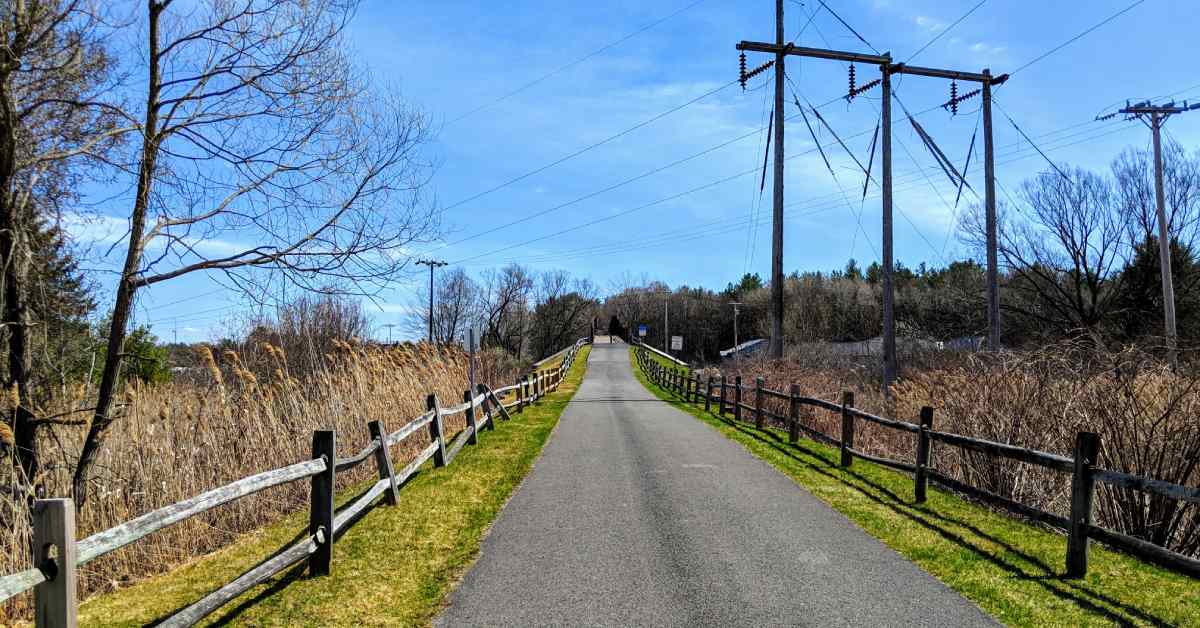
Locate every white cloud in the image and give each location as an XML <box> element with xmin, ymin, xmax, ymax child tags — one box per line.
<box><xmin>914</xmin><ymin>16</ymin><xmax>946</xmax><ymax>33</ymax></box>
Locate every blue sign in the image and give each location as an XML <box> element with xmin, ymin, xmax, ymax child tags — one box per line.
<box><xmin>638</xmin><ymin>324</ymin><xmax>648</xmax><ymax>337</ymax></box>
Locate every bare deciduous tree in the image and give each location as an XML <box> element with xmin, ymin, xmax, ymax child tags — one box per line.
<box><xmin>406</xmin><ymin>267</ymin><xmax>479</xmax><ymax>346</ymax></box>
<box><xmin>479</xmin><ymin>264</ymin><xmax>533</xmax><ymax>358</ymax></box>
<box><xmin>74</xmin><ymin>0</ymin><xmax>436</xmax><ymax>504</ymax></box>
<box><xmin>961</xmin><ymin>167</ymin><xmax>1128</xmax><ymax>340</ymax></box>
<box><xmin>0</xmin><ymin>0</ymin><xmax>126</xmax><ymax>483</ymax></box>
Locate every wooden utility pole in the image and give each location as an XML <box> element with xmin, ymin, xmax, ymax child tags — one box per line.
<box><xmin>769</xmin><ymin>0</ymin><xmax>786</xmax><ymax>360</ymax></box>
<box><xmin>1115</xmin><ymin>100</ymin><xmax>1199</xmax><ymax>369</ymax></box>
<box><xmin>730</xmin><ymin>301</ymin><xmax>744</xmax><ymax>365</ymax></box>
<box><xmin>416</xmin><ymin>259</ymin><xmax>447</xmax><ymax>344</ymax></box>
<box><xmin>982</xmin><ymin>70</ymin><xmax>1000</xmax><ymax>353</ymax></box>
<box><xmin>880</xmin><ymin>61</ymin><xmax>896</xmax><ymax>390</ymax></box>
<box><xmin>735</xmin><ymin>39</ymin><xmax>1008</xmax><ymax>393</ymax></box>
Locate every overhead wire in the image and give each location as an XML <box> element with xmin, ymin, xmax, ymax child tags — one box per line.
<box><xmin>445</xmin><ymin>0</ymin><xmax>711</xmax><ymax>125</ymax></box>
<box><xmin>471</xmin><ymin>118</ymin><xmax>1136</xmax><ymax>268</ymax></box>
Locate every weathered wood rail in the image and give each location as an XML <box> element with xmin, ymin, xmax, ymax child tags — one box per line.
<box><xmin>633</xmin><ymin>346</ymin><xmax>1200</xmax><ymax>581</ymax></box>
<box><xmin>0</xmin><ymin>338</ymin><xmax>589</xmax><ymax>627</ymax></box>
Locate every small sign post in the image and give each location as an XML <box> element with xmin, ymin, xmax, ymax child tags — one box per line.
<box><xmin>638</xmin><ymin>324</ymin><xmax>648</xmax><ymax>338</ymax></box>
<box><xmin>670</xmin><ymin>335</ymin><xmax>683</xmax><ymax>351</ymax></box>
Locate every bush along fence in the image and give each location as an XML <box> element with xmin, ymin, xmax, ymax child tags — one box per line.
<box><xmin>0</xmin><ymin>338</ymin><xmax>589</xmax><ymax>628</ymax></box>
<box><xmin>632</xmin><ymin>346</ymin><xmax>1200</xmax><ymax>581</ymax></box>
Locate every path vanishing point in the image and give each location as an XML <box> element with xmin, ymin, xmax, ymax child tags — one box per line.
<box><xmin>437</xmin><ymin>340</ymin><xmax>996</xmax><ymax>627</ymax></box>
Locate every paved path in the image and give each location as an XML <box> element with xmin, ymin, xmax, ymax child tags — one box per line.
<box><xmin>436</xmin><ymin>342</ymin><xmax>995</xmax><ymax>627</ymax></box>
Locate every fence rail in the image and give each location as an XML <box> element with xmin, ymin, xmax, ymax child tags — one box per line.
<box><xmin>0</xmin><ymin>338</ymin><xmax>589</xmax><ymax>627</ymax></box>
<box><xmin>632</xmin><ymin>346</ymin><xmax>1200</xmax><ymax>581</ymax></box>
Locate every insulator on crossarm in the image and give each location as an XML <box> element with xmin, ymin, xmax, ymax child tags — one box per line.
<box><xmin>739</xmin><ymin>52</ymin><xmax>747</xmax><ymax>90</ymax></box>
<box><xmin>950</xmin><ymin>80</ymin><xmax>959</xmax><ymax>115</ymax></box>
<box><xmin>848</xmin><ymin>64</ymin><xmax>856</xmax><ymax>101</ymax></box>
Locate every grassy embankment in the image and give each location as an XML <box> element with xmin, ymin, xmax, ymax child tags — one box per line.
<box><xmin>630</xmin><ymin>346</ymin><xmax>1199</xmax><ymax>627</ymax></box>
<box><xmin>74</xmin><ymin>345</ymin><xmax>591</xmax><ymax>627</ymax></box>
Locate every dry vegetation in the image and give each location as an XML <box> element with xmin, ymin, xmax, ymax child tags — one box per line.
<box><xmin>0</xmin><ymin>341</ymin><xmax>519</xmax><ymax>622</ymax></box>
<box><xmin>719</xmin><ymin>342</ymin><xmax>1200</xmax><ymax>559</ymax></box>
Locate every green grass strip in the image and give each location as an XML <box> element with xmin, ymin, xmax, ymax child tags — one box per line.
<box><xmin>78</xmin><ymin>345</ymin><xmax>591</xmax><ymax>627</ymax></box>
<box><xmin>629</xmin><ymin>347</ymin><xmax>1199</xmax><ymax>627</ymax></box>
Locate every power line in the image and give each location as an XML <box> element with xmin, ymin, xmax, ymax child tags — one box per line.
<box><xmin>905</xmin><ymin>0</ymin><xmax>989</xmax><ymax>63</ymax></box>
<box><xmin>466</xmin><ymin>118</ymin><xmax>1136</xmax><ymax>268</ymax></box>
<box><xmin>440</xmin><ymin>80</ymin><xmax>738</xmax><ymax>215</ymax></box>
<box><xmin>1009</xmin><ymin>0</ymin><xmax>1147</xmax><ymax>76</ymax></box>
<box><xmin>445</xmin><ymin>0</ymin><xmax>710</xmax><ymax>125</ymax></box>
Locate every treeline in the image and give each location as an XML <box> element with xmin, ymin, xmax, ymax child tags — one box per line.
<box><xmin>600</xmin><ymin>140</ymin><xmax>1200</xmax><ymax>364</ymax></box>
<box><xmin>409</xmin><ymin>265</ymin><xmax>600</xmax><ymax>362</ymax></box>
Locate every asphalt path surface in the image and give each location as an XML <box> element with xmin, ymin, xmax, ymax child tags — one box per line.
<box><xmin>436</xmin><ymin>341</ymin><xmax>995</xmax><ymax>627</ymax></box>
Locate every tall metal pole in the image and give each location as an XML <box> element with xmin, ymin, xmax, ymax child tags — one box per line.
<box><xmin>982</xmin><ymin>70</ymin><xmax>1000</xmax><ymax>352</ymax></box>
<box><xmin>1151</xmin><ymin>112</ymin><xmax>1178</xmax><ymax>368</ymax></box>
<box><xmin>416</xmin><ymin>259</ymin><xmax>447</xmax><ymax>345</ymax></box>
<box><xmin>880</xmin><ymin>62</ymin><xmax>896</xmax><ymax>393</ymax></box>
<box><xmin>769</xmin><ymin>0</ymin><xmax>785</xmax><ymax>360</ymax></box>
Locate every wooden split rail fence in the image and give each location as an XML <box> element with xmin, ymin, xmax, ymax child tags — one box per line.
<box><xmin>0</xmin><ymin>338</ymin><xmax>589</xmax><ymax>627</ymax></box>
<box><xmin>633</xmin><ymin>346</ymin><xmax>1200</xmax><ymax>581</ymax></box>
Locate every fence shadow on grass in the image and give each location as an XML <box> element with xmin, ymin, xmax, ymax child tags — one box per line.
<box><xmin>649</xmin><ymin>383</ymin><xmax>1176</xmax><ymax>627</ymax></box>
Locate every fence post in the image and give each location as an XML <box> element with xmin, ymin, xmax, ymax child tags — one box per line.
<box><xmin>692</xmin><ymin>373</ymin><xmax>700</xmax><ymax>403</ymax></box>
<box><xmin>481</xmin><ymin>383</ymin><xmax>508</xmax><ymax>423</ymax></box>
<box><xmin>754</xmin><ymin>377</ymin><xmax>765</xmax><ymax>429</ymax></box>
<box><xmin>914</xmin><ymin>406</ymin><xmax>933</xmax><ymax>503</ymax></box>
<box><xmin>310</xmin><ymin>430</ymin><xmax>335</xmax><ymax>576</ymax></box>
<box><xmin>32</xmin><ymin>498</ymin><xmax>76</xmax><ymax>628</ymax></box>
<box><xmin>788</xmin><ymin>384</ymin><xmax>800</xmax><ymax>443</ymax></box>
<box><xmin>840</xmin><ymin>391</ymin><xmax>855</xmax><ymax>467</ymax></box>
<box><xmin>478</xmin><ymin>383</ymin><xmax>498</xmax><ymax>429</ymax></box>
<box><xmin>705</xmin><ymin>376</ymin><xmax>713</xmax><ymax>412</ymax></box>
<box><xmin>1066</xmin><ymin>431</ymin><xmax>1101</xmax><ymax>577</ymax></box>
<box><xmin>368</xmin><ymin>421</ymin><xmax>399</xmax><ymax>506</ymax></box>
<box><xmin>427</xmin><ymin>394</ymin><xmax>447</xmax><ymax>467</ymax></box>
<box><xmin>464</xmin><ymin>390</ymin><xmax>479</xmax><ymax>445</ymax></box>
<box><xmin>734</xmin><ymin>376</ymin><xmax>743</xmax><ymax>422</ymax></box>
<box><xmin>719</xmin><ymin>376</ymin><xmax>727</xmax><ymax>416</ymax></box>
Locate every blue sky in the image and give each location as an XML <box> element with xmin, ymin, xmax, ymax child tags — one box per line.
<box><xmin>94</xmin><ymin>0</ymin><xmax>1200</xmax><ymax>342</ymax></box>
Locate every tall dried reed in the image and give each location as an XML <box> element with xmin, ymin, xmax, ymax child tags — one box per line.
<box><xmin>723</xmin><ymin>341</ymin><xmax>1200</xmax><ymax>557</ymax></box>
<box><xmin>1</xmin><ymin>341</ymin><xmax>520</xmax><ymax>621</ymax></box>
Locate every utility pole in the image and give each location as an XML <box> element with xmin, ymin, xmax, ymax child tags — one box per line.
<box><xmin>769</xmin><ymin>0</ymin><xmax>786</xmax><ymax>360</ymax></box>
<box><xmin>663</xmin><ymin>293</ymin><xmax>670</xmax><ymax>354</ymax></box>
<box><xmin>416</xmin><ymin>259</ymin><xmax>447</xmax><ymax>345</ymax></box>
<box><xmin>730</xmin><ymin>301</ymin><xmax>744</xmax><ymax>365</ymax></box>
<box><xmin>1113</xmin><ymin>100</ymin><xmax>1199</xmax><ymax>369</ymax></box>
<box><xmin>735</xmin><ymin>39</ymin><xmax>1008</xmax><ymax>393</ymax></box>
<box><xmin>982</xmin><ymin>70</ymin><xmax>1001</xmax><ymax>353</ymax></box>
<box><xmin>880</xmin><ymin>60</ymin><xmax>895</xmax><ymax>390</ymax></box>
<box><xmin>382</xmin><ymin>323</ymin><xmax>396</xmax><ymax>344</ymax></box>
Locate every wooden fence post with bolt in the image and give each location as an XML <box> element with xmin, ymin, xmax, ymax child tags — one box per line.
<box><xmin>734</xmin><ymin>376</ymin><xmax>743</xmax><ymax>422</ymax></box>
<box><xmin>368</xmin><ymin>420</ymin><xmax>399</xmax><ymax>506</ymax></box>
<box><xmin>705</xmin><ymin>376</ymin><xmax>713</xmax><ymax>412</ymax></box>
<box><xmin>464</xmin><ymin>390</ymin><xmax>479</xmax><ymax>445</ymax></box>
<box><xmin>788</xmin><ymin>383</ymin><xmax>800</xmax><ymax>443</ymax></box>
<box><xmin>1067</xmin><ymin>431</ymin><xmax>1101</xmax><ymax>577</ymax></box>
<box><xmin>33</xmin><ymin>498</ymin><xmax>76</xmax><ymax>628</ymax></box>
<box><xmin>309</xmin><ymin>430</ymin><xmax>335</xmax><ymax>576</ymax></box>
<box><xmin>719</xmin><ymin>376</ymin><xmax>727</xmax><ymax>416</ymax></box>
<box><xmin>754</xmin><ymin>377</ymin><xmax>765</xmax><ymax>429</ymax></box>
<box><xmin>427</xmin><ymin>394</ymin><xmax>447</xmax><ymax>467</ymax></box>
<box><xmin>914</xmin><ymin>407</ymin><xmax>933</xmax><ymax>503</ymax></box>
<box><xmin>840</xmin><ymin>391</ymin><xmax>855</xmax><ymax>467</ymax></box>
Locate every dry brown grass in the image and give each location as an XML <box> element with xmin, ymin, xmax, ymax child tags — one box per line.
<box><xmin>721</xmin><ymin>342</ymin><xmax>1200</xmax><ymax>559</ymax></box>
<box><xmin>0</xmin><ymin>341</ymin><xmax>519</xmax><ymax>622</ymax></box>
